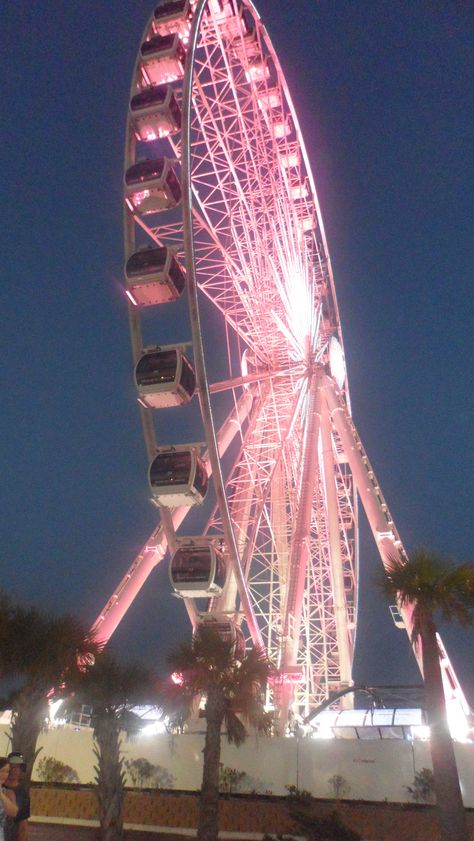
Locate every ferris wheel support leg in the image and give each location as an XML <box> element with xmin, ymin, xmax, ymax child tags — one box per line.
<box><xmin>90</xmin><ymin>392</ymin><xmax>253</xmax><ymax>647</ymax></box>
<box><xmin>322</xmin><ymin>375</ymin><xmax>470</xmax><ymax>717</ymax></box>
<box><xmin>277</xmin><ymin>374</ymin><xmax>324</xmax><ymax>733</ymax></box>
<box><xmin>320</xmin><ymin>404</ymin><xmax>353</xmax><ymax>700</ymax></box>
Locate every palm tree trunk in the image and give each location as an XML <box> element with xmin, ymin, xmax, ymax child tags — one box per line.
<box><xmin>197</xmin><ymin>686</ymin><xmax>224</xmax><ymax>841</ymax></box>
<box><xmin>421</xmin><ymin>618</ymin><xmax>469</xmax><ymax>841</ymax></box>
<box><xmin>94</xmin><ymin>713</ymin><xmax>124</xmax><ymax>841</ymax></box>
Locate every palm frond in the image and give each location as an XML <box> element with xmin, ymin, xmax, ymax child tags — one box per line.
<box><xmin>224</xmin><ymin>709</ymin><xmax>247</xmax><ymax>746</ymax></box>
<box><xmin>162</xmin><ymin>630</ymin><xmax>273</xmax><ymax>739</ymax></box>
<box><xmin>379</xmin><ymin>547</ymin><xmax>474</xmax><ymax>641</ymax></box>
<box><xmin>60</xmin><ymin>652</ymin><xmax>158</xmax><ymax>722</ymax></box>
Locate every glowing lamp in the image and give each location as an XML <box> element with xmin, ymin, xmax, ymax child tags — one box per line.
<box><xmin>171</xmin><ymin>671</ymin><xmax>184</xmax><ymax>685</ymax></box>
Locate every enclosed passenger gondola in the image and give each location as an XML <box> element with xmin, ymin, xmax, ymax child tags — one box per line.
<box><xmin>245</xmin><ymin>56</ymin><xmax>270</xmax><ymax>84</ymax></box>
<box><xmin>125</xmin><ymin>246</ymin><xmax>185</xmax><ymax>306</ymax></box>
<box><xmin>135</xmin><ymin>346</ymin><xmax>195</xmax><ymax>408</ymax></box>
<box><xmin>149</xmin><ymin>447</ymin><xmax>208</xmax><ymax>507</ymax></box>
<box><xmin>140</xmin><ymin>33</ymin><xmax>186</xmax><ymax>85</ymax></box>
<box><xmin>195</xmin><ymin>615</ymin><xmax>246</xmax><ymax>662</ymax></box>
<box><xmin>169</xmin><ymin>539</ymin><xmax>227</xmax><ymax>598</ymax></box>
<box><xmin>153</xmin><ymin>0</ymin><xmax>193</xmax><ymax>38</ymax></box>
<box><xmin>125</xmin><ymin>157</ymin><xmax>181</xmax><ymax>215</ymax></box>
<box><xmin>257</xmin><ymin>88</ymin><xmax>281</xmax><ymax>113</ymax></box>
<box><xmin>130</xmin><ymin>85</ymin><xmax>182</xmax><ymax>142</ymax></box>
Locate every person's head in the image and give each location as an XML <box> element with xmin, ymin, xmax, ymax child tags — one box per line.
<box><xmin>0</xmin><ymin>758</ymin><xmax>10</xmax><ymax>785</ymax></box>
<box><xmin>6</xmin><ymin>752</ymin><xmax>26</xmax><ymax>785</ymax></box>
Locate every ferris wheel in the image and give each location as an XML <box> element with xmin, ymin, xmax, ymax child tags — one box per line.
<box><xmin>91</xmin><ymin>0</ymin><xmax>468</xmax><ymax>729</ymax></box>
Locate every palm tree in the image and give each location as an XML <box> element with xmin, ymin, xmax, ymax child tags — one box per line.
<box><xmin>0</xmin><ymin>597</ymin><xmax>99</xmax><ymax>780</ymax></box>
<box><xmin>161</xmin><ymin>626</ymin><xmax>272</xmax><ymax>841</ymax></box>
<box><xmin>381</xmin><ymin>548</ymin><xmax>474</xmax><ymax>841</ymax></box>
<box><xmin>61</xmin><ymin>651</ymin><xmax>158</xmax><ymax>841</ymax></box>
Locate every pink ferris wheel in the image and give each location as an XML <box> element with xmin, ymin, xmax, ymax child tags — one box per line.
<box><xmin>92</xmin><ymin>0</ymin><xmax>468</xmax><ymax>730</ymax></box>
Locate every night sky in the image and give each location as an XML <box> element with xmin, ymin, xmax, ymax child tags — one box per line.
<box><xmin>1</xmin><ymin>2</ymin><xmax>473</xmax><ymax>701</ymax></box>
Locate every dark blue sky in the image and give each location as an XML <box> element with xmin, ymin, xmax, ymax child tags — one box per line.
<box><xmin>1</xmin><ymin>2</ymin><xmax>473</xmax><ymax>700</ymax></box>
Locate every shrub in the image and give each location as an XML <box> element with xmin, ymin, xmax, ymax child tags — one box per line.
<box><xmin>285</xmin><ymin>784</ymin><xmax>313</xmax><ymax>806</ymax></box>
<box><xmin>219</xmin><ymin>763</ymin><xmax>247</xmax><ymax>793</ymax></box>
<box><xmin>406</xmin><ymin>767</ymin><xmax>435</xmax><ymax>803</ymax></box>
<box><xmin>264</xmin><ymin>813</ymin><xmax>361</xmax><ymax>841</ymax></box>
<box><xmin>327</xmin><ymin>774</ymin><xmax>350</xmax><ymax>800</ymax></box>
<box><xmin>285</xmin><ymin>786</ymin><xmax>361</xmax><ymax>841</ymax></box>
<box><xmin>124</xmin><ymin>757</ymin><xmax>175</xmax><ymax>789</ymax></box>
<box><xmin>36</xmin><ymin>756</ymin><xmax>79</xmax><ymax>784</ymax></box>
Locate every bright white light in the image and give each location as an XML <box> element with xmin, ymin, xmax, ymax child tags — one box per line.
<box><xmin>411</xmin><ymin>725</ymin><xmax>430</xmax><ymax>741</ymax></box>
<box><xmin>125</xmin><ymin>289</ymin><xmax>138</xmax><ymax>306</ymax></box>
<box><xmin>141</xmin><ymin>720</ymin><xmax>167</xmax><ymax>736</ymax></box>
<box><xmin>269</xmin><ymin>211</ymin><xmax>321</xmax><ymax>364</ymax></box>
<box><xmin>328</xmin><ymin>337</ymin><xmax>346</xmax><ymax>389</ymax></box>
<box><xmin>446</xmin><ymin>700</ymin><xmax>470</xmax><ymax>743</ymax></box>
<box><xmin>49</xmin><ymin>699</ymin><xmax>66</xmax><ymax>726</ymax></box>
<box><xmin>311</xmin><ymin>725</ymin><xmax>335</xmax><ymax>740</ymax></box>
<box><xmin>134</xmin><ymin>189</ymin><xmax>151</xmax><ymax>206</ymax></box>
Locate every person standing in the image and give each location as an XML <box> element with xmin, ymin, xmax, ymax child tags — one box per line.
<box><xmin>0</xmin><ymin>759</ymin><xmax>18</xmax><ymax>841</ymax></box>
<box><xmin>4</xmin><ymin>755</ymin><xmax>28</xmax><ymax>841</ymax></box>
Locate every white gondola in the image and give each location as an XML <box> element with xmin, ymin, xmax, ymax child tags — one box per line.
<box><xmin>140</xmin><ymin>33</ymin><xmax>186</xmax><ymax>86</ymax></box>
<box><xmin>149</xmin><ymin>446</ymin><xmax>208</xmax><ymax>507</ymax></box>
<box><xmin>272</xmin><ymin>115</ymin><xmax>292</xmax><ymax>140</ymax></box>
<box><xmin>228</xmin><ymin>14</ymin><xmax>260</xmax><ymax>59</ymax></box>
<box><xmin>135</xmin><ymin>346</ymin><xmax>195</xmax><ymax>408</ymax></box>
<box><xmin>279</xmin><ymin>146</ymin><xmax>300</xmax><ymax>170</ymax></box>
<box><xmin>245</xmin><ymin>56</ymin><xmax>270</xmax><ymax>84</ymax></box>
<box><xmin>290</xmin><ymin>180</ymin><xmax>309</xmax><ymax>200</ymax></box>
<box><xmin>195</xmin><ymin>614</ymin><xmax>246</xmax><ymax>662</ymax></box>
<box><xmin>125</xmin><ymin>246</ymin><xmax>185</xmax><ymax>306</ymax></box>
<box><xmin>153</xmin><ymin>0</ymin><xmax>193</xmax><ymax>38</ymax></box>
<box><xmin>169</xmin><ymin>538</ymin><xmax>227</xmax><ymax>598</ymax></box>
<box><xmin>130</xmin><ymin>85</ymin><xmax>182</xmax><ymax>142</ymax></box>
<box><xmin>257</xmin><ymin>88</ymin><xmax>281</xmax><ymax>112</ymax></box>
<box><xmin>125</xmin><ymin>157</ymin><xmax>181</xmax><ymax>215</ymax></box>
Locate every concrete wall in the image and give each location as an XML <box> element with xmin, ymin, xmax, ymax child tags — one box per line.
<box><xmin>1</xmin><ymin>724</ymin><xmax>473</xmax><ymax>806</ymax></box>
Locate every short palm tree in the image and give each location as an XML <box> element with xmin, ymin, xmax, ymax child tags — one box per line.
<box><xmin>61</xmin><ymin>652</ymin><xmax>158</xmax><ymax>841</ymax></box>
<box><xmin>0</xmin><ymin>596</ymin><xmax>99</xmax><ymax>780</ymax></box>
<box><xmin>381</xmin><ymin>548</ymin><xmax>474</xmax><ymax>841</ymax></box>
<box><xmin>161</xmin><ymin>626</ymin><xmax>272</xmax><ymax>841</ymax></box>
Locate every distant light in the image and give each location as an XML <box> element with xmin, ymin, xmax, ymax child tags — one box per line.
<box><xmin>329</xmin><ymin>337</ymin><xmax>346</xmax><ymax>389</ymax></box>
<box><xmin>411</xmin><ymin>724</ymin><xmax>430</xmax><ymax>741</ymax></box>
<box><xmin>311</xmin><ymin>725</ymin><xmax>335</xmax><ymax>740</ymax></box>
<box><xmin>134</xmin><ymin>189</ymin><xmax>150</xmax><ymax>206</ymax></box>
<box><xmin>171</xmin><ymin>671</ymin><xmax>184</xmax><ymax>685</ymax></box>
<box><xmin>125</xmin><ymin>289</ymin><xmax>138</xmax><ymax>306</ymax></box>
<box><xmin>141</xmin><ymin>720</ymin><xmax>167</xmax><ymax>736</ymax></box>
<box><xmin>446</xmin><ymin>701</ymin><xmax>470</xmax><ymax>743</ymax></box>
<box><xmin>49</xmin><ymin>699</ymin><xmax>66</xmax><ymax>726</ymax></box>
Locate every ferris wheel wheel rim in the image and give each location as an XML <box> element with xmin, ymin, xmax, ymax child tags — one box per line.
<box><xmin>180</xmin><ymin>0</ymin><xmax>265</xmax><ymax>649</ymax></box>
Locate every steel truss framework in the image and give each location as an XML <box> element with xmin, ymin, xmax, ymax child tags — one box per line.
<box><xmin>92</xmin><ymin>0</ymin><xmax>468</xmax><ymax>727</ymax></box>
